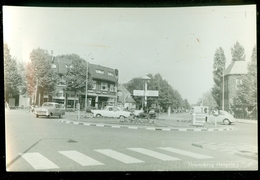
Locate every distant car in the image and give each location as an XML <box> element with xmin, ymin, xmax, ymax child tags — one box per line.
<box><xmin>34</xmin><ymin>102</ymin><xmax>65</xmax><ymax>118</ymax></box>
<box><xmin>91</xmin><ymin>106</ymin><xmax>131</xmax><ymax>118</ymax></box>
<box><xmin>207</xmin><ymin>110</ymin><xmax>236</xmax><ymax>125</ymax></box>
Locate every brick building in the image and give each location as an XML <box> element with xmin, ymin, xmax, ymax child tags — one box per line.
<box><xmin>221</xmin><ymin>60</ymin><xmax>249</xmax><ymax>117</ymax></box>
<box><xmin>43</xmin><ymin>56</ymin><xmax>118</xmax><ymax>110</ymax></box>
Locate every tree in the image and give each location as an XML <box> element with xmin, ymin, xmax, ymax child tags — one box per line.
<box><xmin>4</xmin><ymin>44</ymin><xmax>22</xmax><ymax>103</ymax></box>
<box><xmin>25</xmin><ymin>62</ymin><xmax>36</xmax><ymax>100</ymax></box>
<box><xmin>63</xmin><ymin>54</ymin><xmax>93</xmax><ymax>109</ymax></box>
<box><xmin>26</xmin><ymin>48</ymin><xmax>58</xmax><ymax>105</ymax></box>
<box><xmin>124</xmin><ymin>73</ymin><xmax>187</xmax><ymax>111</ymax></box>
<box><xmin>197</xmin><ymin>90</ymin><xmax>218</xmax><ymax>109</ymax></box>
<box><xmin>235</xmin><ymin>46</ymin><xmax>257</xmax><ymax>118</ymax></box>
<box><xmin>17</xmin><ymin>61</ymin><xmax>27</xmax><ymax>96</ymax></box>
<box><xmin>211</xmin><ymin>47</ymin><xmax>226</xmax><ymax>107</ymax></box>
<box><xmin>231</xmin><ymin>41</ymin><xmax>246</xmax><ymax>61</ymax></box>
<box><xmin>182</xmin><ymin>99</ymin><xmax>191</xmax><ymax>110</ymax></box>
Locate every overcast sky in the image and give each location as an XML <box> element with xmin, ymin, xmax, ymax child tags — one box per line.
<box><xmin>3</xmin><ymin>5</ymin><xmax>256</xmax><ymax>104</ymax></box>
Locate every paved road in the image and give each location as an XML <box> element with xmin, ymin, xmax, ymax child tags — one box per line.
<box><xmin>5</xmin><ymin>109</ymin><xmax>257</xmax><ymax>171</ymax></box>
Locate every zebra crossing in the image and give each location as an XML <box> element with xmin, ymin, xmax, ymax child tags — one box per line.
<box><xmin>20</xmin><ymin>147</ymin><xmax>214</xmax><ymax>170</ymax></box>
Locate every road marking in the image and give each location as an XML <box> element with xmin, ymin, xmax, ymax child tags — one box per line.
<box><xmin>158</xmin><ymin>147</ymin><xmax>214</xmax><ymax>159</ymax></box>
<box><xmin>96</xmin><ymin>124</ymin><xmax>104</xmax><ymax>127</ymax></box>
<box><xmin>128</xmin><ymin>126</ymin><xmax>138</xmax><ymax>129</ymax></box>
<box><xmin>59</xmin><ymin>150</ymin><xmax>104</xmax><ymax>166</ymax></box>
<box><xmin>127</xmin><ymin>148</ymin><xmax>180</xmax><ymax>161</ymax></box>
<box><xmin>111</xmin><ymin>125</ymin><xmax>120</xmax><ymax>128</ymax></box>
<box><xmin>21</xmin><ymin>152</ymin><xmax>59</xmax><ymax>170</ymax></box>
<box><xmin>95</xmin><ymin>149</ymin><xmax>144</xmax><ymax>164</ymax></box>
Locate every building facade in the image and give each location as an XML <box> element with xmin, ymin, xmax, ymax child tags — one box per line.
<box><xmin>221</xmin><ymin>60</ymin><xmax>248</xmax><ymax>117</ymax></box>
<box><xmin>43</xmin><ymin>56</ymin><xmax>118</xmax><ymax>110</ymax></box>
<box><xmin>117</xmin><ymin>84</ymin><xmax>136</xmax><ymax>110</ymax></box>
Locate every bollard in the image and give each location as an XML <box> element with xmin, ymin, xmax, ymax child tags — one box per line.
<box><xmin>192</xmin><ymin>113</ymin><xmax>196</xmax><ymax>126</ymax></box>
<box><xmin>77</xmin><ymin>103</ymin><xmax>80</xmax><ymax>121</ymax></box>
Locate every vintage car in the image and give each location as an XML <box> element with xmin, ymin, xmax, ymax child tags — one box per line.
<box><xmin>34</xmin><ymin>102</ymin><xmax>65</xmax><ymax>118</ymax></box>
<box><xmin>207</xmin><ymin>110</ymin><xmax>236</xmax><ymax>125</ymax></box>
<box><xmin>91</xmin><ymin>106</ymin><xmax>132</xmax><ymax>118</ymax></box>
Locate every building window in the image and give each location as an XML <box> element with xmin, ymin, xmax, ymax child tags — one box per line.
<box><xmin>108</xmin><ymin>72</ymin><xmax>114</xmax><ymax>76</ymax></box>
<box><xmin>92</xmin><ymin>81</ymin><xmax>96</xmax><ymax>90</ymax></box>
<box><xmin>101</xmin><ymin>83</ymin><xmax>108</xmax><ymax>91</ymax></box>
<box><xmin>110</xmin><ymin>84</ymin><xmax>114</xmax><ymax>92</ymax></box>
<box><xmin>96</xmin><ymin>69</ymin><xmax>104</xmax><ymax>74</ymax></box>
<box><xmin>236</xmin><ymin>79</ymin><xmax>242</xmax><ymax>89</ymax></box>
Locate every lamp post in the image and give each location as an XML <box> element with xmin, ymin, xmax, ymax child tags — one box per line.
<box><xmin>222</xmin><ymin>66</ymin><xmax>225</xmax><ymax>111</ymax></box>
<box><xmin>85</xmin><ymin>53</ymin><xmax>94</xmax><ymax>113</ymax></box>
<box><xmin>141</xmin><ymin>75</ymin><xmax>151</xmax><ymax>111</ymax></box>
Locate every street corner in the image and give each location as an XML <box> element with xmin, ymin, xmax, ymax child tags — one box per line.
<box><xmin>234</xmin><ymin>151</ymin><xmax>258</xmax><ymax>161</ymax></box>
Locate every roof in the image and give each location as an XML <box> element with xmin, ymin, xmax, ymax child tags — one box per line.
<box><xmin>52</xmin><ymin>56</ymin><xmax>117</xmax><ymax>82</ymax></box>
<box><xmin>224</xmin><ymin>61</ymin><xmax>248</xmax><ymax>76</ymax></box>
<box><xmin>117</xmin><ymin>84</ymin><xmax>136</xmax><ymax>103</ymax></box>
<box><xmin>125</xmin><ymin>96</ymin><xmax>136</xmax><ymax>103</ymax></box>
<box><xmin>89</xmin><ymin>63</ymin><xmax>117</xmax><ymax>82</ymax></box>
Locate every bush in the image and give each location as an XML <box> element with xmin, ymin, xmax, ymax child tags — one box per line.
<box><xmin>139</xmin><ymin>112</ymin><xmax>148</xmax><ymax>118</ymax></box>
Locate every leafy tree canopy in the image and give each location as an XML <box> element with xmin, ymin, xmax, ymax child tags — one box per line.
<box><xmin>236</xmin><ymin>46</ymin><xmax>257</xmax><ymax>106</ymax></box>
<box><xmin>4</xmin><ymin>44</ymin><xmax>22</xmax><ymax>98</ymax></box>
<box><xmin>212</xmin><ymin>47</ymin><xmax>226</xmax><ymax>107</ymax></box>
<box><xmin>27</xmin><ymin>48</ymin><xmax>58</xmax><ymax>97</ymax></box>
<box><xmin>63</xmin><ymin>54</ymin><xmax>93</xmax><ymax>93</ymax></box>
<box><xmin>231</xmin><ymin>41</ymin><xmax>246</xmax><ymax>61</ymax></box>
<box><xmin>124</xmin><ymin>73</ymin><xmax>188</xmax><ymax>110</ymax></box>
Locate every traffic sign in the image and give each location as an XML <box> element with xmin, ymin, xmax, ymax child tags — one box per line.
<box><xmin>133</xmin><ymin>90</ymin><xmax>159</xmax><ymax>97</ymax></box>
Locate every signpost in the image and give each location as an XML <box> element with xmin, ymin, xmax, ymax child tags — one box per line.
<box><xmin>133</xmin><ymin>90</ymin><xmax>159</xmax><ymax>97</ymax></box>
<box><xmin>213</xmin><ymin>107</ymin><xmax>220</xmax><ymax>127</ymax></box>
<box><xmin>133</xmin><ymin>75</ymin><xmax>159</xmax><ymax>110</ymax></box>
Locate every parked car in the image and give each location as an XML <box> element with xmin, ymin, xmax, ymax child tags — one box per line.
<box><xmin>34</xmin><ymin>102</ymin><xmax>65</xmax><ymax>118</ymax></box>
<box><xmin>207</xmin><ymin>110</ymin><xmax>236</xmax><ymax>125</ymax></box>
<box><xmin>91</xmin><ymin>106</ymin><xmax>132</xmax><ymax>118</ymax></box>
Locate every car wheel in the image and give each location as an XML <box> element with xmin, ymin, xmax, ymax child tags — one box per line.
<box><xmin>36</xmin><ymin>114</ymin><xmax>38</xmax><ymax>118</ymax></box>
<box><xmin>47</xmin><ymin>115</ymin><xmax>50</xmax><ymax>118</ymax></box>
<box><xmin>59</xmin><ymin>114</ymin><xmax>62</xmax><ymax>118</ymax></box>
<box><xmin>223</xmin><ymin>119</ymin><xmax>231</xmax><ymax>125</ymax></box>
<box><xmin>119</xmin><ymin>115</ymin><xmax>125</xmax><ymax>119</ymax></box>
<box><xmin>96</xmin><ymin>114</ymin><xmax>101</xmax><ymax>117</ymax></box>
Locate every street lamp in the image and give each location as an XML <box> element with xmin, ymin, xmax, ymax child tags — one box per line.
<box><xmin>141</xmin><ymin>75</ymin><xmax>151</xmax><ymax>111</ymax></box>
<box><xmin>85</xmin><ymin>53</ymin><xmax>94</xmax><ymax>113</ymax></box>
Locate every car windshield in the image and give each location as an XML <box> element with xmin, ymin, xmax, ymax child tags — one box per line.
<box><xmin>219</xmin><ymin>111</ymin><xmax>230</xmax><ymax>115</ymax></box>
<box><xmin>43</xmin><ymin>103</ymin><xmax>54</xmax><ymax>107</ymax></box>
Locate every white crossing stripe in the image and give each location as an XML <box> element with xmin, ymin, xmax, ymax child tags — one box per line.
<box><xmin>158</xmin><ymin>147</ymin><xmax>214</xmax><ymax>159</ymax></box>
<box><xmin>95</xmin><ymin>149</ymin><xmax>144</xmax><ymax>164</ymax></box>
<box><xmin>127</xmin><ymin>148</ymin><xmax>180</xmax><ymax>161</ymax></box>
<box><xmin>59</xmin><ymin>150</ymin><xmax>104</xmax><ymax>166</ymax></box>
<box><xmin>21</xmin><ymin>152</ymin><xmax>59</xmax><ymax>170</ymax></box>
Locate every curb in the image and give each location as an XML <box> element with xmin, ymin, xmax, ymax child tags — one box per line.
<box><xmin>59</xmin><ymin>119</ymin><xmax>235</xmax><ymax>132</ymax></box>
